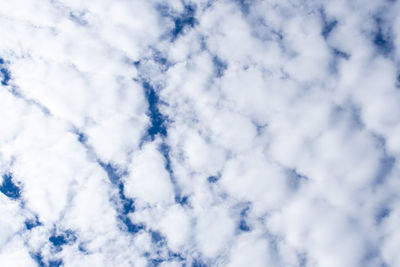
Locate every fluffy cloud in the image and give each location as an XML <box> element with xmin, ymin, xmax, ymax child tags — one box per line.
<box><xmin>0</xmin><ymin>0</ymin><xmax>400</xmax><ymax>266</ymax></box>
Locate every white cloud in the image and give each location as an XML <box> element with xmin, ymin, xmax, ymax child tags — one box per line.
<box><xmin>194</xmin><ymin>204</ymin><xmax>235</xmax><ymax>259</ymax></box>
<box><xmin>0</xmin><ymin>238</ymin><xmax>36</xmax><ymax>267</ymax></box>
<box><xmin>159</xmin><ymin>204</ymin><xmax>191</xmax><ymax>251</ymax></box>
<box><xmin>227</xmin><ymin>232</ymin><xmax>271</xmax><ymax>267</ymax></box>
<box><xmin>125</xmin><ymin>139</ymin><xmax>175</xmax><ymax>206</ymax></box>
<box><xmin>0</xmin><ymin>0</ymin><xmax>400</xmax><ymax>266</ymax></box>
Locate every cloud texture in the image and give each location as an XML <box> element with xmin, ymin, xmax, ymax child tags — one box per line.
<box><xmin>1</xmin><ymin>0</ymin><xmax>400</xmax><ymax>266</ymax></box>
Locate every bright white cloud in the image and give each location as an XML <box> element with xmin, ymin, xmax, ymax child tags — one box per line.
<box><xmin>0</xmin><ymin>0</ymin><xmax>399</xmax><ymax>266</ymax></box>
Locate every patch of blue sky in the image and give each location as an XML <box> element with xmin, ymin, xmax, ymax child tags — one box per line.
<box><xmin>207</xmin><ymin>175</ymin><xmax>219</xmax><ymax>183</ymax></box>
<box><xmin>144</xmin><ymin>248</ymin><xmax>171</xmax><ymax>266</ymax></box>
<box><xmin>175</xmin><ymin>195</ymin><xmax>189</xmax><ymax>205</ymax></box>
<box><xmin>150</xmin><ymin>230</ymin><xmax>165</xmax><ymax>245</ymax></box>
<box><xmin>320</xmin><ymin>9</ymin><xmax>338</xmax><ymax>39</ymax></box>
<box><xmin>158</xmin><ymin>141</ymin><xmax>188</xmax><ymax>206</ymax></box>
<box><xmin>119</xmin><ymin>185</ymin><xmax>135</xmax><ymax>215</ymax></box>
<box><xmin>168</xmin><ymin>251</ymin><xmax>185</xmax><ymax>262</ymax></box>
<box><xmin>171</xmin><ymin>4</ymin><xmax>197</xmax><ymax>40</ymax></box>
<box><xmin>192</xmin><ymin>258</ymin><xmax>208</xmax><ymax>267</ymax></box>
<box><xmin>144</xmin><ymin>231</ymin><xmax>186</xmax><ymax>265</ymax></box>
<box><xmin>136</xmin><ymin>43</ymin><xmax>189</xmax><ymax>207</ymax></box>
<box><xmin>156</xmin><ymin>3</ymin><xmax>198</xmax><ymax>41</ymax></box>
<box><xmin>373</xmin><ymin>17</ymin><xmax>394</xmax><ymax>56</ymax></box>
<box><xmin>75</xmin><ymin>130</ymin><xmax>87</xmax><ymax>145</ymax></box>
<box><xmin>153</xmin><ymin>50</ymin><xmax>172</xmax><ymax>70</ymax></box>
<box><xmin>49</xmin><ymin>229</ymin><xmax>77</xmax><ymax>253</ymax></box>
<box><xmin>0</xmin><ymin>57</ymin><xmax>10</xmax><ymax>85</ymax></box>
<box><xmin>150</xmin><ymin>258</ymin><xmax>165</xmax><ymax>266</ymax></box>
<box><xmin>31</xmin><ymin>252</ymin><xmax>46</xmax><ymax>267</ymax></box>
<box><xmin>48</xmin><ymin>259</ymin><xmax>63</xmax><ymax>267</ymax></box>
<box><xmin>25</xmin><ymin>216</ymin><xmax>41</xmax><ymax>230</ymax></box>
<box><xmin>142</xmin><ymin>81</ymin><xmax>168</xmax><ymax>140</ymax></box>
<box><xmin>98</xmin><ymin>161</ymin><xmax>125</xmax><ymax>185</ymax></box>
<box><xmin>0</xmin><ymin>173</ymin><xmax>21</xmax><ymax>200</ymax></box>
<box><xmin>238</xmin><ymin>206</ymin><xmax>251</xmax><ymax>232</ymax></box>
<box><xmin>118</xmin><ymin>214</ymin><xmax>144</xmax><ymax>234</ymax></box>
<box><xmin>1</xmin><ymin>66</ymin><xmax>11</xmax><ymax>86</ymax></box>
<box><xmin>97</xmin><ymin>161</ymin><xmax>143</xmax><ymax>234</ymax></box>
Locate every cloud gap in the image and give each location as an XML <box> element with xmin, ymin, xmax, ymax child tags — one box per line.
<box><xmin>159</xmin><ymin>142</ymin><xmax>188</xmax><ymax>206</ymax></box>
<box><xmin>31</xmin><ymin>252</ymin><xmax>46</xmax><ymax>267</ymax></box>
<box><xmin>75</xmin><ymin>130</ymin><xmax>87</xmax><ymax>145</ymax></box>
<box><xmin>0</xmin><ymin>173</ymin><xmax>21</xmax><ymax>200</ymax></box>
<box><xmin>144</xmin><ymin>247</ymin><xmax>186</xmax><ymax>266</ymax></box>
<box><xmin>207</xmin><ymin>175</ymin><xmax>219</xmax><ymax>183</ymax></box>
<box><xmin>117</xmin><ymin>214</ymin><xmax>144</xmax><ymax>234</ymax></box>
<box><xmin>153</xmin><ymin>50</ymin><xmax>173</xmax><ymax>71</ymax></box>
<box><xmin>320</xmin><ymin>9</ymin><xmax>338</xmax><ymax>39</ymax></box>
<box><xmin>373</xmin><ymin>17</ymin><xmax>394</xmax><ymax>56</ymax></box>
<box><xmin>98</xmin><ymin>161</ymin><xmax>125</xmax><ymax>185</ymax></box>
<box><xmin>139</xmin><ymin>78</ymin><xmax>188</xmax><ymax>205</ymax></box>
<box><xmin>30</xmin><ymin>250</ymin><xmax>63</xmax><ymax>267</ymax></box>
<box><xmin>0</xmin><ymin>58</ymin><xmax>11</xmax><ymax>86</ymax></box>
<box><xmin>168</xmin><ymin>251</ymin><xmax>185</xmax><ymax>262</ymax></box>
<box><xmin>136</xmin><ymin>47</ymin><xmax>189</xmax><ymax>207</ymax></box>
<box><xmin>156</xmin><ymin>3</ymin><xmax>198</xmax><ymax>41</ymax></box>
<box><xmin>74</xmin><ymin>128</ymin><xmax>136</xmax><ymax>218</ymax></box>
<box><xmin>49</xmin><ymin>229</ymin><xmax>77</xmax><ymax>252</ymax></box>
<box><xmin>142</xmin><ymin>82</ymin><xmax>168</xmax><ymax>141</ymax></box>
<box><xmin>238</xmin><ymin>206</ymin><xmax>251</xmax><ymax>232</ymax></box>
<box><xmin>48</xmin><ymin>259</ymin><xmax>63</xmax><ymax>267</ymax></box>
<box><xmin>171</xmin><ymin>4</ymin><xmax>198</xmax><ymax>41</ymax></box>
<box><xmin>192</xmin><ymin>258</ymin><xmax>208</xmax><ymax>267</ymax></box>
<box><xmin>149</xmin><ymin>258</ymin><xmax>165</xmax><ymax>266</ymax></box>
<box><xmin>98</xmin><ymin>161</ymin><xmax>142</xmax><ymax>233</ymax></box>
<box><xmin>150</xmin><ymin>229</ymin><xmax>165</xmax><ymax>245</ymax></box>
<box><xmin>25</xmin><ymin>215</ymin><xmax>42</xmax><ymax>230</ymax></box>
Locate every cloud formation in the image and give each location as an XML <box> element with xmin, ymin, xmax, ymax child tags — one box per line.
<box><xmin>1</xmin><ymin>0</ymin><xmax>400</xmax><ymax>266</ymax></box>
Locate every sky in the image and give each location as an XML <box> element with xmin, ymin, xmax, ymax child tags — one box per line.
<box><xmin>0</xmin><ymin>0</ymin><xmax>400</xmax><ymax>266</ymax></box>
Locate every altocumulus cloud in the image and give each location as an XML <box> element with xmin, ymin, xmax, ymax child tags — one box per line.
<box><xmin>0</xmin><ymin>0</ymin><xmax>400</xmax><ymax>266</ymax></box>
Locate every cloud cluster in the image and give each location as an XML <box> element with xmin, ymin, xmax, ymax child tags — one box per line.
<box><xmin>1</xmin><ymin>0</ymin><xmax>400</xmax><ymax>266</ymax></box>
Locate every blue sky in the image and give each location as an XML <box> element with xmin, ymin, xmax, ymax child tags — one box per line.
<box><xmin>0</xmin><ymin>0</ymin><xmax>400</xmax><ymax>266</ymax></box>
